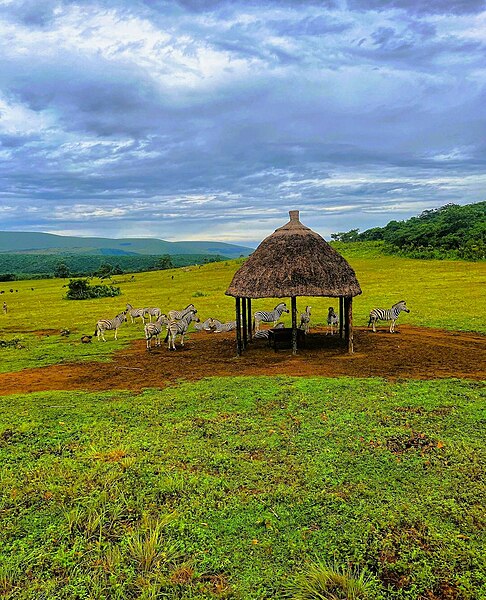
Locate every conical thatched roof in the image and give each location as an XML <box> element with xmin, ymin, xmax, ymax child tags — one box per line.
<box><xmin>226</xmin><ymin>210</ymin><xmax>362</xmax><ymax>299</ymax></box>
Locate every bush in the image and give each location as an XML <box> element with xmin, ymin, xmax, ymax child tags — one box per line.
<box><xmin>65</xmin><ymin>279</ymin><xmax>121</xmax><ymax>300</ymax></box>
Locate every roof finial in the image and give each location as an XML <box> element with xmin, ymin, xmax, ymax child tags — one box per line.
<box><xmin>289</xmin><ymin>210</ymin><xmax>300</xmax><ymax>222</ymax></box>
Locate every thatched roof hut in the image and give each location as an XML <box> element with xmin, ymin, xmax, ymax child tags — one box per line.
<box><xmin>226</xmin><ymin>210</ymin><xmax>362</xmax><ymax>355</ymax></box>
<box><xmin>226</xmin><ymin>210</ymin><xmax>362</xmax><ymax>299</ymax></box>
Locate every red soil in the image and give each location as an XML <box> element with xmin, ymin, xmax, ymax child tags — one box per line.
<box><xmin>0</xmin><ymin>325</ymin><xmax>484</xmax><ymax>396</ymax></box>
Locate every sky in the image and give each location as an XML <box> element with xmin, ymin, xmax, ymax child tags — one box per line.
<box><xmin>0</xmin><ymin>0</ymin><xmax>485</xmax><ymax>246</ymax></box>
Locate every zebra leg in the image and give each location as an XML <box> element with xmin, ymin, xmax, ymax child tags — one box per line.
<box><xmin>101</xmin><ymin>329</ymin><xmax>106</xmax><ymax>342</ymax></box>
<box><xmin>390</xmin><ymin>320</ymin><xmax>395</xmax><ymax>333</ymax></box>
<box><xmin>114</xmin><ymin>328</ymin><xmax>118</xmax><ymax>340</ymax></box>
<box><xmin>130</xmin><ymin>315</ymin><xmax>134</xmax><ymax>324</ymax></box>
<box><xmin>372</xmin><ymin>319</ymin><xmax>377</xmax><ymax>333</ymax></box>
<box><xmin>180</xmin><ymin>334</ymin><xmax>185</xmax><ymax>346</ymax></box>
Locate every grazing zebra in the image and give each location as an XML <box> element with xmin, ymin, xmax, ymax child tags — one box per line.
<box><xmin>164</xmin><ymin>310</ymin><xmax>200</xmax><ymax>350</ymax></box>
<box><xmin>326</xmin><ymin>307</ymin><xmax>339</xmax><ymax>335</ymax></box>
<box><xmin>254</xmin><ymin>323</ymin><xmax>285</xmax><ymax>339</ymax></box>
<box><xmin>168</xmin><ymin>304</ymin><xmax>196</xmax><ymax>321</ymax></box>
<box><xmin>126</xmin><ymin>303</ymin><xmax>146</xmax><ymax>324</ymax></box>
<box><xmin>194</xmin><ymin>318</ymin><xmax>213</xmax><ymax>332</ymax></box>
<box><xmin>94</xmin><ymin>311</ymin><xmax>127</xmax><ymax>341</ymax></box>
<box><xmin>207</xmin><ymin>318</ymin><xmax>237</xmax><ymax>333</ymax></box>
<box><xmin>143</xmin><ymin>307</ymin><xmax>162</xmax><ymax>322</ymax></box>
<box><xmin>253</xmin><ymin>302</ymin><xmax>289</xmax><ymax>331</ymax></box>
<box><xmin>368</xmin><ymin>300</ymin><xmax>410</xmax><ymax>333</ymax></box>
<box><xmin>144</xmin><ymin>314</ymin><xmax>169</xmax><ymax>350</ymax></box>
<box><xmin>299</xmin><ymin>306</ymin><xmax>312</xmax><ymax>333</ymax></box>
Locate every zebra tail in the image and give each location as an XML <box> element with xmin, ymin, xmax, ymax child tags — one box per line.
<box><xmin>164</xmin><ymin>331</ymin><xmax>169</xmax><ymax>343</ymax></box>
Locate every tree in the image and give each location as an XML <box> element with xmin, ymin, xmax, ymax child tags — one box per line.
<box><xmin>95</xmin><ymin>263</ymin><xmax>113</xmax><ymax>279</ymax></box>
<box><xmin>54</xmin><ymin>262</ymin><xmax>71</xmax><ymax>279</ymax></box>
<box><xmin>154</xmin><ymin>255</ymin><xmax>174</xmax><ymax>270</ymax></box>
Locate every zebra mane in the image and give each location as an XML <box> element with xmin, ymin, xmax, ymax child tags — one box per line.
<box><xmin>393</xmin><ymin>300</ymin><xmax>407</xmax><ymax>307</ymax></box>
<box><xmin>274</xmin><ymin>302</ymin><xmax>286</xmax><ymax>309</ymax></box>
<box><xmin>184</xmin><ymin>304</ymin><xmax>195</xmax><ymax>310</ymax></box>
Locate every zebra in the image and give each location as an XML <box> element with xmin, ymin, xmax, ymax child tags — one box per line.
<box><xmin>144</xmin><ymin>314</ymin><xmax>169</xmax><ymax>350</ymax></box>
<box><xmin>326</xmin><ymin>307</ymin><xmax>339</xmax><ymax>335</ymax></box>
<box><xmin>299</xmin><ymin>306</ymin><xmax>311</xmax><ymax>333</ymax></box>
<box><xmin>253</xmin><ymin>302</ymin><xmax>289</xmax><ymax>331</ymax></box>
<box><xmin>168</xmin><ymin>304</ymin><xmax>196</xmax><ymax>321</ymax></box>
<box><xmin>194</xmin><ymin>318</ymin><xmax>213</xmax><ymax>332</ymax></box>
<box><xmin>94</xmin><ymin>311</ymin><xmax>127</xmax><ymax>341</ymax></box>
<box><xmin>126</xmin><ymin>303</ymin><xmax>146</xmax><ymax>324</ymax></box>
<box><xmin>164</xmin><ymin>310</ymin><xmax>200</xmax><ymax>350</ymax></box>
<box><xmin>368</xmin><ymin>300</ymin><xmax>410</xmax><ymax>333</ymax></box>
<box><xmin>143</xmin><ymin>307</ymin><xmax>162</xmax><ymax>322</ymax></box>
<box><xmin>254</xmin><ymin>323</ymin><xmax>285</xmax><ymax>339</ymax></box>
<box><xmin>207</xmin><ymin>318</ymin><xmax>237</xmax><ymax>333</ymax></box>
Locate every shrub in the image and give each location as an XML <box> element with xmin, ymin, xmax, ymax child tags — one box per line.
<box><xmin>65</xmin><ymin>278</ymin><xmax>121</xmax><ymax>300</ymax></box>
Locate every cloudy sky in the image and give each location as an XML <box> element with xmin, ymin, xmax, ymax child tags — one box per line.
<box><xmin>0</xmin><ymin>0</ymin><xmax>485</xmax><ymax>246</ymax></box>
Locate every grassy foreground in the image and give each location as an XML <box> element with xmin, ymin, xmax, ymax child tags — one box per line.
<box><xmin>0</xmin><ymin>253</ymin><xmax>485</xmax><ymax>373</ymax></box>
<box><xmin>1</xmin><ymin>377</ymin><xmax>485</xmax><ymax>599</ymax></box>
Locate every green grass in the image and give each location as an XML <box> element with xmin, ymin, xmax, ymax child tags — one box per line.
<box><xmin>1</xmin><ymin>377</ymin><xmax>485</xmax><ymax>599</ymax></box>
<box><xmin>0</xmin><ymin>253</ymin><xmax>485</xmax><ymax>373</ymax></box>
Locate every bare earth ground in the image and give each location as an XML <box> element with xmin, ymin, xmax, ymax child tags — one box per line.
<box><xmin>0</xmin><ymin>325</ymin><xmax>485</xmax><ymax>396</ymax></box>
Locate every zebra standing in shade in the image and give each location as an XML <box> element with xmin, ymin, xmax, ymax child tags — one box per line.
<box><xmin>194</xmin><ymin>318</ymin><xmax>213</xmax><ymax>332</ymax></box>
<box><xmin>368</xmin><ymin>300</ymin><xmax>410</xmax><ymax>333</ymax></box>
<box><xmin>143</xmin><ymin>307</ymin><xmax>162</xmax><ymax>322</ymax></box>
<box><xmin>94</xmin><ymin>311</ymin><xmax>127</xmax><ymax>341</ymax></box>
<box><xmin>164</xmin><ymin>310</ymin><xmax>200</xmax><ymax>350</ymax></box>
<box><xmin>126</xmin><ymin>303</ymin><xmax>146</xmax><ymax>324</ymax></box>
<box><xmin>168</xmin><ymin>303</ymin><xmax>196</xmax><ymax>321</ymax></box>
<box><xmin>144</xmin><ymin>314</ymin><xmax>169</xmax><ymax>350</ymax></box>
<box><xmin>326</xmin><ymin>307</ymin><xmax>339</xmax><ymax>335</ymax></box>
<box><xmin>253</xmin><ymin>302</ymin><xmax>289</xmax><ymax>331</ymax></box>
<box><xmin>299</xmin><ymin>306</ymin><xmax>312</xmax><ymax>333</ymax></box>
<box><xmin>207</xmin><ymin>318</ymin><xmax>237</xmax><ymax>333</ymax></box>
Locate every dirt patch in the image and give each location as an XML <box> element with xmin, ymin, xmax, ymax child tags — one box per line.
<box><xmin>0</xmin><ymin>325</ymin><xmax>484</xmax><ymax>396</ymax></box>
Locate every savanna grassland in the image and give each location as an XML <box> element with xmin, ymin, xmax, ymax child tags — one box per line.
<box><xmin>0</xmin><ymin>252</ymin><xmax>485</xmax><ymax>599</ymax></box>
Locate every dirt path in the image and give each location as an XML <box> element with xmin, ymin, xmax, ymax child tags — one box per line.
<box><xmin>0</xmin><ymin>326</ymin><xmax>484</xmax><ymax>396</ymax></box>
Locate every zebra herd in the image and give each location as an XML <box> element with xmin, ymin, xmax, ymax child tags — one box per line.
<box><xmin>94</xmin><ymin>299</ymin><xmax>411</xmax><ymax>349</ymax></box>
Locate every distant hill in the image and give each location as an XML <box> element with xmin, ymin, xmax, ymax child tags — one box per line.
<box><xmin>331</xmin><ymin>201</ymin><xmax>486</xmax><ymax>260</ymax></box>
<box><xmin>0</xmin><ymin>231</ymin><xmax>253</xmax><ymax>258</ymax></box>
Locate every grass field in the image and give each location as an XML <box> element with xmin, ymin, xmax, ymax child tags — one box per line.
<box><xmin>1</xmin><ymin>377</ymin><xmax>485</xmax><ymax>599</ymax></box>
<box><xmin>0</xmin><ymin>252</ymin><xmax>485</xmax><ymax>373</ymax></box>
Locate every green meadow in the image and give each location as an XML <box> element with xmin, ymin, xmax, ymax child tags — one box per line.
<box><xmin>0</xmin><ymin>252</ymin><xmax>485</xmax><ymax>373</ymax></box>
<box><xmin>1</xmin><ymin>252</ymin><xmax>485</xmax><ymax>599</ymax></box>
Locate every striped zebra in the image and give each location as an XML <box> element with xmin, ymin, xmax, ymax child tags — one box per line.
<box><xmin>164</xmin><ymin>310</ymin><xmax>200</xmax><ymax>350</ymax></box>
<box><xmin>168</xmin><ymin>304</ymin><xmax>196</xmax><ymax>321</ymax></box>
<box><xmin>144</xmin><ymin>314</ymin><xmax>169</xmax><ymax>350</ymax></box>
<box><xmin>194</xmin><ymin>318</ymin><xmax>213</xmax><ymax>332</ymax></box>
<box><xmin>254</xmin><ymin>323</ymin><xmax>284</xmax><ymax>339</ymax></box>
<box><xmin>143</xmin><ymin>307</ymin><xmax>162</xmax><ymax>322</ymax></box>
<box><xmin>253</xmin><ymin>302</ymin><xmax>289</xmax><ymax>331</ymax></box>
<box><xmin>368</xmin><ymin>300</ymin><xmax>410</xmax><ymax>333</ymax></box>
<box><xmin>326</xmin><ymin>307</ymin><xmax>338</xmax><ymax>335</ymax></box>
<box><xmin>94</xmin><ymin>311</ymin><xmax>127</xmax><ymax>341</ymax></box>
<box><xmin>299</xmin><ymin>306</ymin><xmax>312</xmax><ymax>333</ymax></box>
<box><xmin>126</xmin><ymin>303</ymin><xmax>146</xmax><ymax>324</ymax></box>
<box><xmin>207</xmin><ymin>318</ymin><xmax>237</xmax><ymax>333</ymax></box>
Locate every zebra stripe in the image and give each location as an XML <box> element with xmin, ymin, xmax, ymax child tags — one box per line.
<box><xmin>368</xmin><ymin>300</ymin><xmax>410</xmax><ymax>333</ymax></box>
<box><xmin>168</xmin><ymin>304</ymin><xmax>196</xmax><ymax>321</ymax></box>
<box><xmin>194</xmin><ymin>318</ymin><xmax>213</xmax><ymax>331</ymax></box>
<box><xmin>164</xmin><ymin>310</ymin><xmax>200</xmax><ymax>350</ymax></box>
<box><xmin>326</xmin><ymin>307</ymin><xmax>338</xmax><ymax>335</ymax></box>
<box><xmin>126</xmin><ymin>303</ymin><xmax>146</xmax><ymax>324</ymax></box>
<box><xmin>207</xmin><ymin>318</ymin><xmax>237</xmax><ymax>333</ymax></box>
<box><xmin>299</xmin><ymin>306</ymin><xmax>312</xmax><ymax>333</ymax></box>
<box><xmin>94</xmin><ymin>311</ymin><xmax>127</xmax><ymax>341</ymax></box>
<box><xmin>144</xmin><ymin>314</ymin><xmax>169</xmax><ymax>350</ymax></box>
<box><xmin>254</xmin><ymin>323</ymin><xmax>285</xmax><ymax>339</ymax></box>
<box><xmin>143</xmin><ymin>307</ymin><xmax>162</xmax><ymax>322</ymax></box>
<box><xmin>253</xmin><ymin>302</ymin><xmax>289</xmax><ymax>331</ymax></box>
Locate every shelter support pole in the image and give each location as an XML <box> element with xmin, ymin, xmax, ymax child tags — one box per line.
<box><xmin>339</xmin><ymin>296</ymin><xmax>344</xmax><ymax>339</ymax></box>
<box><xmin>344</xmin><ymin>297</ymin><xmax>353</xmax><ymax>354</ymax></box>
<box><xmin>247</xmin><ymin>298</ymin><xmax>252</xmax><ymax>342</ymax></box>
<box><xmin>235</xmin><ymin>297</ymin><xmax>242</xmax><ymax>356</ymax></box>
<box><xmin>291</xmin><ymin>296</ymin><xmax>298</xmax><ymax>355</ymax></box>
<box><xmin>242</xmin><ymin>297</ymin><xmax>247</xmax><ymax>349</ymax></box>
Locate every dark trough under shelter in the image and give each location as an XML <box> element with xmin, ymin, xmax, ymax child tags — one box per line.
<box><xmin>225</xmin><ymin>210</ymin><xmax>362</xmax><ymax>355</ymax></box>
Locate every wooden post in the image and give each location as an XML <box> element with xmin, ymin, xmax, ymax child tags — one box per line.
<box><xmin>247</xmin><ymin>298</ymin><xmax>252</xmax><ymax>342</ymax></box>
<box><xmin>236</xmin><ymin>297</ymin><xmax>242</xmax><ymax>356</ymax></box>
<box><xmin>339</xmin><ymin>296</ymin><xmax>344</xmax><ymax>339</ymax></box>
<box><xmin>291</xmin><ymin>296</ymin><xmax>298</xmax><ymax>355</ymax></box>
<box><xmin>344</xmin><ymin>297</ymin><xmax>353</xmax><ymax>354</ymax></box>
<box><xmin>242</xmin><ymin>296</ymin><xmax>247</xmax><ymax>349</ymax></box>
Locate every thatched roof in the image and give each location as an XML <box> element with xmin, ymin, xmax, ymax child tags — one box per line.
<box><xmin>226</xmin><ymin>210</ymin><xmax>362</xmax><ymax>299</ymax></box>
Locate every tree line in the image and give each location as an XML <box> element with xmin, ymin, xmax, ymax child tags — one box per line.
<box><xmin>331</xmin><ymin>202</ymin><xmax>485</xmax><ymax>260</ymax></box>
